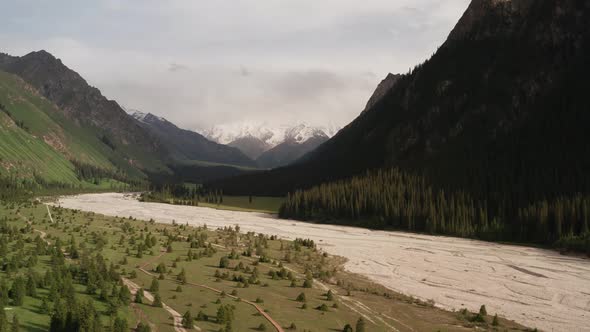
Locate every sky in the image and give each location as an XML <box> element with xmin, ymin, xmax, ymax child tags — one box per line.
<box><xmin>0</xmin><ymin>0</ymin><xmax>470</xmax><ymax>130</ymax></box>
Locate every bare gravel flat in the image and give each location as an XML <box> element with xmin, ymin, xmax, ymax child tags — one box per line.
<box><xmin>56</xmin><ymin>193</ymin><xmax>590</xmax><ymax>332</ymax></box>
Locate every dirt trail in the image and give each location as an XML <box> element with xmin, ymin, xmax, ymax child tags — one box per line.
<box><xmin>55</xmin><ymin>193</ymin><xmax>590</xmax><ymax>332</ymax></box>
<box><xmin>138</xmin><ymin>254</ymin><xmax>285</xmax><ymax>332</ymax></box>
<box><xmin>30</xmin><ymin>205</ymin><xmax>187</xmax><ymax>331</ymax></box>
<box><xmin>122</xmin><ymin>277</ymin><xmax>199</xmax><ymax>332</ymax></box>
<box><xmin>46</xmin><ymin>204</ymin><xmax>54</xmax><ymax>223</ymax></box>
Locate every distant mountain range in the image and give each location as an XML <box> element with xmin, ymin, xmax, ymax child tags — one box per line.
<box><xmin>197</xmin><ymin>122</ymin><xmax>340</xmax><ymax>168</ymax></box>
<box><xmin>130</xmin><ymin>110</ymin><xmax>256</xmax><ymax>168</ymax></box>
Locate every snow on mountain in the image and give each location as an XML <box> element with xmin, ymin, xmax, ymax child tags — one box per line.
<box><xmin>197</xmin><ymin>121</ymin><xmax>285</xmax><ymax>146</ymax></box>
<box><xmin>129</xmin><ymin>109</ymin><xmax>166</xmax><ymax>123</ymax></box>
<box><xmin>284</xmin><ymin>123</ymin><xmax>327</xmax><ymax>143</ymax></box>
<box><xmin>196</xmin><ymin>122</ymin><xmax>340</xmax><ymax>148</ymax></box>
<box><xmin>129</xmin><ymin>109</ymin><xmax>148</xmax><ymax>121</ymax></box>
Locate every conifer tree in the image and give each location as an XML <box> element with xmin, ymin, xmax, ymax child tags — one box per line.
<box><xmin>149</xmin><ymin>278</ymin><xmax>159</xmax><ymax>292</ymax></box>
<box><xmin>135</xmin><ymin>288</ymin><xmax>144</xmax><ymax>304</ymax></box>
<box><xmin>356</xmin><ymin>317</ymin><xmax>366</xmax><ymax>332</ymax></box>
<box><xmin>152</xmin><ymin>293</ymin><xmax>163</xmax><ymax>307</ymax></box>
<box><xmin>10</xmin><ymin>313</ymin><xmax>19</xmax><ymax>332</ymax></box>
<box><xmin>182</xmin><ymin>310</ymin><xmax>193</xmax><ymax>329</ymax></box>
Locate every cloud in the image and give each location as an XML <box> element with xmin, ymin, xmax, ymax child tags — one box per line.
<box><xmin>0</xmin><ymin>0</ymin><xmax>471</xmax><ymax>129</ymax></box>
<box><xmin>239</xmin><ymin>66</ymin><xmax>251</xmax><ymax>77</ymax></box>
<box><xmin>168</xmin><ymin>63</ymin><xmax>189</xmax><ymax>72</ymax></box>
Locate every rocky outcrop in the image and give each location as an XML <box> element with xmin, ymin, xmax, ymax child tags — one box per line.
<box><xmin>362</xmin><ymin>73</ymin><xmax>401</xmax><ymax>113</ymax></box>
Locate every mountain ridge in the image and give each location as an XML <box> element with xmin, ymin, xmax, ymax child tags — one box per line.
<box><xmin>198</xmin><ymin>122</ymin><xmax>339</xmax><ymax>166</ymax></box>
<box><xmin>130</xmin><ymin>110</ymin><xmax>257</xmax><ymax>168</ymax></box>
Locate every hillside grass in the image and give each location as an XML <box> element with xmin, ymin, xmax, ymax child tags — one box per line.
<box><xmin>0</xmin><ymin>112</ymin><xmax>80</xmax><ymax>183</ymax></box>
<box><xmin>0</xmin><ymin>70</ymin><xmax>157</xmax><ymax>186</ymax></box>
<box><xmin>0</xmin><ymin>71</ymin><xmax>115</xmax><ymax>170</ymax></box>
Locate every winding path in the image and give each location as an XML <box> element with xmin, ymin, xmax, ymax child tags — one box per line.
<box><xmin>138</xmin><ymin>252</ymin><xmax>285</xmax><ymax>332</ymax></box>
<box><xmin>33</xmin><ymin>206</ymin><xmax>190</xmax><ymax>332</ymax></box>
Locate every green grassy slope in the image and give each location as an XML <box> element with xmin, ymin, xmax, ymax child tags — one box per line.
<box><xmin>0</xmin><ymin>111</ymin><xmax>80</xmax><ymax>183</ymax></box>
<box><xmin>0</xmin><ymin>71</ymin><xmax>114</xmax><ymax>170</ymax></box>
<box><xmin>0</xmin><ymin>70</ymin><xmax>149</xmax><ymax>185</ymax></box>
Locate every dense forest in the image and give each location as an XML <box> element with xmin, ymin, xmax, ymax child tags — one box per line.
<box><xmin>279</xmin><ymin>169</ymin><xmax>590</xmax><ymax>253</ymax></box>
<box><xmin>70</xmin><ymin>160</ymin><xmax>143</xmax><ymax>188</ymax></box>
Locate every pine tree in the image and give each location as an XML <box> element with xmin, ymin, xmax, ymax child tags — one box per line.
<box><xmin>149</xmin><ymin>278</ymin><xmax>159</xmax><ymax>292</ymax></box>
<box><xmin>326</xmin><ymin>290</ymin><xmax>334</xmax><ymax>301</ymax></box>
<box><xmin>112</xmin><ymin>316</ymin><xmax>128</xmax><ymax>332</ymax></box>
<box><xmin>0</xmin><ymin>308</ymin><xmax>6</xmax><ymax>332</ymax></box>
<box><xmin>118</xmin><ymin>285</ymin><xmax>131</xmax><ymax>305</ymax></box>
<box><xmin>178</xmin><ymin>268</ymin><xmax>187</xmax><ymax>284</ymax></box>
<box><xmin>356</xmin><ymin>317</ymin><xmax>366</xmax><ymax>332</ymax></box>
<box><xmin>296</xmin><ymin>292</ymin><xmax>306</xmax><ymax>302</ymax></box>
<box><xmin>152</xmin><ymin>293</ymin><xmax>163</xmax><ymax>307</ymax></box>
<box><xmin>181</xmin><ymin>310</ymin><xmax>193</xmax><ymax>329</ymax></box>
<box><xmin>9</xmin><ymin>277</ymin><xmax>25</xmax><ymax>306</ymax></box>
<box><xmin>135</xmin><ymin>288</ymin><xmax>144</xmax><ymax>304</ymax></box>
<box><xmin>479</xmin><ymin>305</ymin><xmax>487</xmax><ymax>316</ymax></box>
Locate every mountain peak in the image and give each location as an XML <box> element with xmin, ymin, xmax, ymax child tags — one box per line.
<box><xmin>284</xmin><ymin>123</ymin><xmax>328</xmax><ymax>143</ymax></box>
<box><xmin>130</xmin><ymin>110</ymin><xmax>166</xmax><ymax>124</ymax></box>
<box><xmin>363</xmin><ymin>73</ymin><xmax>401</xmax><ymax>113</ymax></box>
<box><xmin>198</xmin><ymin>122</ymin><xmax>339</xmax><ymax>148</ymax></box>
<box><xmin>197</xmin><ymin>122</ymin><xmax>339</xmax><ymax>163</ymax></box>
<box><xmin>21</xmin><ymin>50</ymin><xmax>60</xmax><ymax>64</ymax></box>
<box><xmin>446</xmin><ymin>0</ymin><xmax>533</xmax><ymax>42</ymax></box>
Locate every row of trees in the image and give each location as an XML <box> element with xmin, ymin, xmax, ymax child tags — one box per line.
<box><xmin>0</xmin><ymin>170</ymin><xmax>145</xmax><ymax>202</ymax></box>
<box><xmin>280</xmin><ymin>168</ymin><xmax>590</xmax><ymax>252</ymax></box>
<box><xmin>70</xmin><ymin>160</ymin><xmax>138</xmax><ymax>186</ymax></box>
<box><xmin>141</xmin><ymin>184</ymin><xmax>225</xmax><ymax>206</ymax></box>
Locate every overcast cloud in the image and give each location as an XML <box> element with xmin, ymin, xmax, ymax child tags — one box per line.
<box><xmin>0</xmin><ymin>0</ymin><xmax>470</xmax><ymax>130</ymax></box>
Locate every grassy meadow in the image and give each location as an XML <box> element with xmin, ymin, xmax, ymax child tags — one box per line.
<box><xmin>0</xmin><ymin>200</ymin><xmax>529</xmax><ymax>332</ymax></box>
<box><xmin>196</xmin><ymin>196</ymin><xmax>284</xmax><ymax>214</ymax></box>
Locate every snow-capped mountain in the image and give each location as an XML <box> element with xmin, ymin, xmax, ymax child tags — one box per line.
<box><xmin>129</xmin><ymin>109</ymin><xmax>166</xmax><ymax>124</ymax></box>
<box><xmin>197</xmin><ymin>122</ymin><xmax>339</xmax><ymax>148</ymax></box>
<box><xmin>196</xmin><ymin>122</ymin><xmax>340</xmax><ymax>167</ymax></box>
<box><xmin>198</xmin><ymin>122</ymin><xmax>287</xmax><ymax>147</ymax></box>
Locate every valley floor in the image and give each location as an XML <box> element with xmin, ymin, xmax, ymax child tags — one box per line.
<box><xmin>55</xmin><ymin>193</ymin><xmax>590</xmax><ymax>332</ymax></box>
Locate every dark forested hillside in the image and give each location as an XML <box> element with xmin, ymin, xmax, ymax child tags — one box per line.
<box><xmin>256</xmin><ymin>134</ymin><xmax>329</xmax><ymax>169</ymax></box>
<box><xmin>212</xmin><ymin>0</ymin><xmax>590</xmax><ymax>250</ymax></box>
<box><xmin>279</xmin><ymin>169</ymin><xmax>590</xmax><ymax>252</ymax></box>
